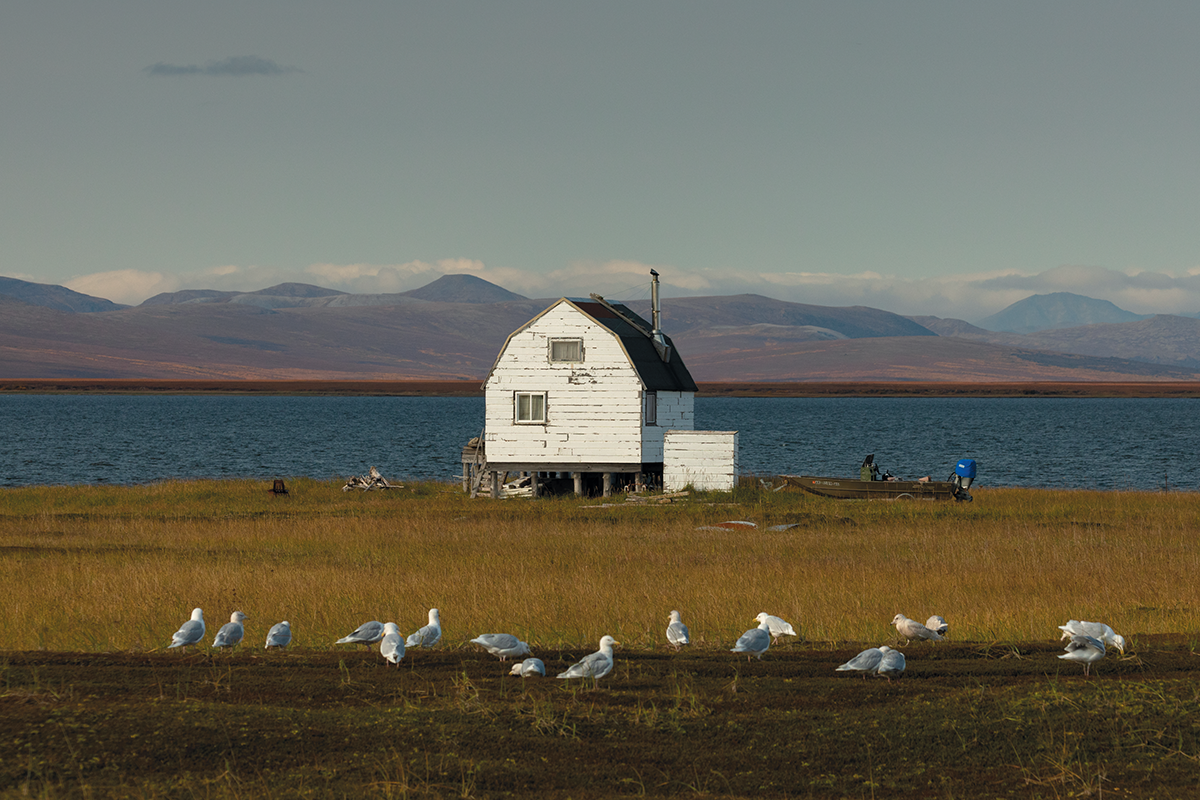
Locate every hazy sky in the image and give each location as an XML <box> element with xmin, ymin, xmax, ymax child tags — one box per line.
<box><xmin>5</xmin><ymin>2</ymin><xmax>1200</xmax><ymax>321</ymax></box>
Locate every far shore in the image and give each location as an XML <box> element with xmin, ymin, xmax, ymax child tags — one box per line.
<box><xmin>3</xmin><ymin>379</ymin><xmax>1200</xmax><ymax>397</ymax></box>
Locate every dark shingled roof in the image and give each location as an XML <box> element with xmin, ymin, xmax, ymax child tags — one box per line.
<box><xmin>570</xmin><ymin>299</ymin><xmax>698</xmax><ymax>393</ymax></box>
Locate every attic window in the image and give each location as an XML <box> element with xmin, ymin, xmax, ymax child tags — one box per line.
<box><xmin>549</xmin><ymin>338</ymin><xmax>583</xmax><ymax>363</ymax></box>
<box><xmin>515</xmin><ymin>392</ymin><xmax>546</xmax><ymax>424</ymax></box>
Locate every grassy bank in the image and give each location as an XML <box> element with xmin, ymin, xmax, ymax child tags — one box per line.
<box><xmin>2</xmin><ymin>480</ymin><xmax>1199</xmax><ymax>650</ymax></box>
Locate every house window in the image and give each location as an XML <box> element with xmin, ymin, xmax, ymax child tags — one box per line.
<box><xmin>644</xmin><ymin>391</ymin><xmax>657</xmax><ymax>426</ymax></box>
<box><xmin>515</xmin><ymin>392</ymin><xmax>547</xmax><ymax>424</ymax></box>
<box><xmin>549</xmin><ymin>338</ymin><xmax>583</xmax><ymax>363</ymax></box>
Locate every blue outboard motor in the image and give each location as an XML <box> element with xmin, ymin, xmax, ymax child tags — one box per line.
<box><xmin>951</xmin><ymin>459</ymin><xmax>976</xmax><ymax>502</ymax></box>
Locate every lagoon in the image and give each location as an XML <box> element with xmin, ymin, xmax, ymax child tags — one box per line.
<box><xmin>0</xmin><ymin>395</ymin><xmax>1195</xmax><ymax>490</ymax></box>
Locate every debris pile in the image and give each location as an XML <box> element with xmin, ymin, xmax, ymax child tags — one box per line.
<box><xmin>342</xmin><ymin>467</ymin><xmax>400</xmax><ymax>492</ymax></box>
<box><xmin>499</xmin><ymin>475</ymin><xmax>534</xmax><ymax>498</ymax></box>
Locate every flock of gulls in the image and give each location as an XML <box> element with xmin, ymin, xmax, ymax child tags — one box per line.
<box><xmin>167</xmin><ymin>606</ymin><xmax>1128</xmax><ymax>681</ymax></box>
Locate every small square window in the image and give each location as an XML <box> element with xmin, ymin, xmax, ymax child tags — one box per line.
<box><xmin>549</xmin><ymin>339</ymin><xmax>583</xmax><ymax>362</ymax></box>
<box><xmin>515</xmin><ymin>392</ymin><xmax>546</xmax><ymax>423</ymax></box>
<box><xmin>644</xmin><ymin>391</ymin><xmax>657</xmax><ymax>426</ymax></box>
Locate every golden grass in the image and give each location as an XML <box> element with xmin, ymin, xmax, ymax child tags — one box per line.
<box><xmin>2</xmin><ymin>479</ymin><xmax>1199</xmax><ymax>652</ymax></box>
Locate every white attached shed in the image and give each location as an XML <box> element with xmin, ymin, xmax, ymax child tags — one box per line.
<box><xmin>663</xmin><ymin>430</ymin><xmax>739</xmax><ymax>492</ymax></box>
<box><xmin>479</xmin><ymin>292</ymin><xmax>706</xmax><ymax>496</ymax></box>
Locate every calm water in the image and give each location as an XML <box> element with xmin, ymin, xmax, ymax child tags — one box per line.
<box><xmin>0</xmin><ymin>395</ymin><xmax>1196</xmax><ymax>491</ymax></box>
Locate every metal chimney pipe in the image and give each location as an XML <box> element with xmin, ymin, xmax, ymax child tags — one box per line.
<box><xmin>650</xmin><ymin>269</ymin><xmax>661</xmax><ymax>335</ymax></box>
<box><xmin>648</xmin><ymin>269</ymin><xmax>671</xmax><ymax>362</ymax></box>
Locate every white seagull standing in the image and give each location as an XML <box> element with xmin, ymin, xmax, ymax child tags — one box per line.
<box><xmin>470</xmin><ymin>633</ymin><xmax>531</xmax><ymax>661</ymax></box>
<box><xmin>380</xmin><ymin>622</ymin><xmax>405</xmax><ymax>666</ymax></box>
<box><xmin>836</xmin><ymin>646</ymin><xmax>906</xmax><ymax>681</ymax></box>
<box><xmin>892</xmin><ymin>613</ymin><xmax>944</xmax><ymax>644</ymax></box>
<box><xmin>1060</xmin><ymin>634</ymin><xmax>1106</xmax><ymax>676</ymax></box>
<box><xmin>557</xmin><ymin>635</ymin><xmax>619</xmax><ymax>680</ymax></box>
<box><xmin>168</xmin><ymin>608</ymin><xmax>206</xmax><ymax>650</ymax></box>
<box><xmin>265</xmin><ymin>621</ymin><xmax>291</xmax><ymax>649</ymax></box>
<box><xmin>406</xmin><ymin>608</ymin><xmax>442</xmax><ymax>649</ymax></box>
<box><xmin>925</xmin><ymin>615</ymin><xmax>949</xmax><ymax>637</ymax></box>
<box><xmin>731</xmin><ymin>617</ymin><xmax>772</xmax><ymax>662</ymax></box>
<box><xmin>510</xmin><ymin>657</ymin><xmax>546</xmax><ymax>677</ymax></box>
<box><xmin>666</xmin><ymin>610</ymin><xmax>690</xmax><ymax>651</ymax></box>
<box><xmin>212</xmin><ymin>611</ymin><xmax>247</xmax><ymax>649</ymax></box>
<box><xmin>336</xmin><ymin>621</ymin><xmax>385</xmax><ymax>649</ymax></box>
<box><xmin>1058</xmin><ymin>620</ymin><xmax>1126</xmax><ymax>654</ymax></box>
<box><xmin>755</xmin><ymin>613</ymin><xmax>797</xmax><ymax>644</ymax></box>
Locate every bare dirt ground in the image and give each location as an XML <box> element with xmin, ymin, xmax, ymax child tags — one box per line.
<box><xmin>4</xmin><ymin>637</ymin><xmax>1200</xmax><ymax>798</ymax></box>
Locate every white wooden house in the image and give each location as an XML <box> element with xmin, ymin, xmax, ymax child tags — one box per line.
<box><xmin>479</xmin><ymin>285</ymin><xmax>700</xmax><ymax>496</ymax></box>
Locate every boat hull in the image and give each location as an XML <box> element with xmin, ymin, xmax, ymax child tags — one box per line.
<box><xmin>783</xmin><ymin>475</ymin><xmax>955</xmax><ymax>501</ymax></box>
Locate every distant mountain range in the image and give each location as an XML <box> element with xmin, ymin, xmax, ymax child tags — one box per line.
<box><xmin>2</xmin><ymin>275</ymin><xmax>1199</xmax><ymax>381</ymax></box>
<box><xmin>141</xmin><ymin>274</ymin><xmax>528</xmax><ymax>308</ymax></box>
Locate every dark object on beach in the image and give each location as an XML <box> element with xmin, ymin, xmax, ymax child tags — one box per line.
<box><xmin>270</xmin><ymin>479</ymin><xmax>289</xmax><ymax>495</ymax></box>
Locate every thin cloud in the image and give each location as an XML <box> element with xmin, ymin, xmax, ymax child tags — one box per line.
<box><xmin>65</xmin><ymin>270</ymin><xmax>178</xmax><ymax>306</ymax></box>
<box><xmin>144</xmin><ymin>56</ymin><xmax>301</xmax><ymax>77</ymax></box>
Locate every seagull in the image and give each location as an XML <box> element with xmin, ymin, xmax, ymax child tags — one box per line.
<box><xmin>666</xmin><ymin>610</ymin><xmax>690</xmax><ymax>650</ymax></box>
<box><xmin>836</xmin><ymin>646</ymin><xmax>906</xmax><ymax>681</ymax></box>
<box><xmin>731</xmin><ymin>618</ymin><xmax>771</xmax><ymax>662</ymax></box>
<box><xmin>877</xmin><ymin>647</ymin><xmax>907</xmax><ymax>681</ymax></box>
<box><xmin>557</xmin><ymin>635</ymin><xmax>619</xmax><ymax>680</ymax></box>
<box><xmin>1058</xmin><ymin>620</ymin><xmax>1126</xmax><ymax>654</ymax></box>
<box><xmin>470</xmin><ymin>633</ymin><xmax>531</xmax><ymax>661</ymax></box>
<box><xmin>380</xmin><ymin>622</ymin><xmax>405</xmax><ymax>666</ymax></box>
<box><xmin>755</xmin><ymin>612</ymin><xmax>797</xmax><ymax>644</ymax></box>
<box><xmin>336</xmin><ymin>620</ymin><xmax>385</xmax><ymax>649</ymax></box>
<box><xmin>406</xmin><ymin>608</ymin><xmax>442</xmax><ymax>649</ymax></box>
<box><xmin>836</xmin><ymin>646</ymin><xmax>885</xmax><ymax>676</ymax></box>
<box><xmin>1060</xmin><ymin>634</ymin><xmax>1106</xmax><ymax>676</ymax></box>
<box><xmin>510</xmin><ymin>658</ymin><xmax>546</xmax><ymax>677</ymax></box>
<box><xmin>212</xmin><ymin>611</ymin><xmax>247</xmax><ymax>649</ymax></box>
<box><xmin>925</xmin><ymin>615</ymin><xmax>949</xmax><ymax>637</ymax></box>
<box><xmin>168</xmin><ymin>608</ymin><xmax>205</xmax><ymax>650</ymax></box>
<box><xmin>892</xmin><ymin>613</ymin><xmax>944</xmax><ymax>644</ymax></box>
<box><xmin>265</xmin><ymin>621</ymin><xmax>291</xmax><ymax>649</ymax></box>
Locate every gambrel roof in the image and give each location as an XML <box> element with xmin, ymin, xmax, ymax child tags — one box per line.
<box><xmin>483</xmin><ymin>296</ymin><xmax>698</xmax><ymax>393</ymax></box>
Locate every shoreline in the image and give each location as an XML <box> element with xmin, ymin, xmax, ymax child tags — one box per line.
<box><xmin>2</xmin><ymin>378</ymin><xmax>1200</xmax><ymax>397</ymax></box>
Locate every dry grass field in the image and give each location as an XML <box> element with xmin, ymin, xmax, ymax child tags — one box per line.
<box><xmin>3</xmin><ymin>480</ymin><xmax>1200</xmax><ymax>798</ymax></box>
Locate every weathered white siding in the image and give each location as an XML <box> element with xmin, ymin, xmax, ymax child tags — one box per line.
<box><xmin>484</xmin><ymin>302</ymin><xmax>646</xmax><ymax>468</ymax></box>
<box><xmin>663</xmin><ymin>430</ymin><xmax>739</xmax><ymax>492</ymax></box>
<box><xmin>640</xmin><ymin>390</ymin><xmax>694</xmax><ymax>462</ymax></box>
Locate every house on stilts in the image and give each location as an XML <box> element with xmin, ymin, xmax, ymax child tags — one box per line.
<box><xmin>465</xmin><ymin>272</ymin><xmax>737</xmax><ymax>498</ymax></box>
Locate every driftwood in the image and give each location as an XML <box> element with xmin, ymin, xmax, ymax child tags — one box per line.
<box><xmin>342</xmin><ymin>467</ymin><xmax>400</xmax><ymax>492</ymax></box>
<box><xmin>626</xmin><ymin>490</ymin><xmax>690</xmax><ymax>504</ymax></box>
